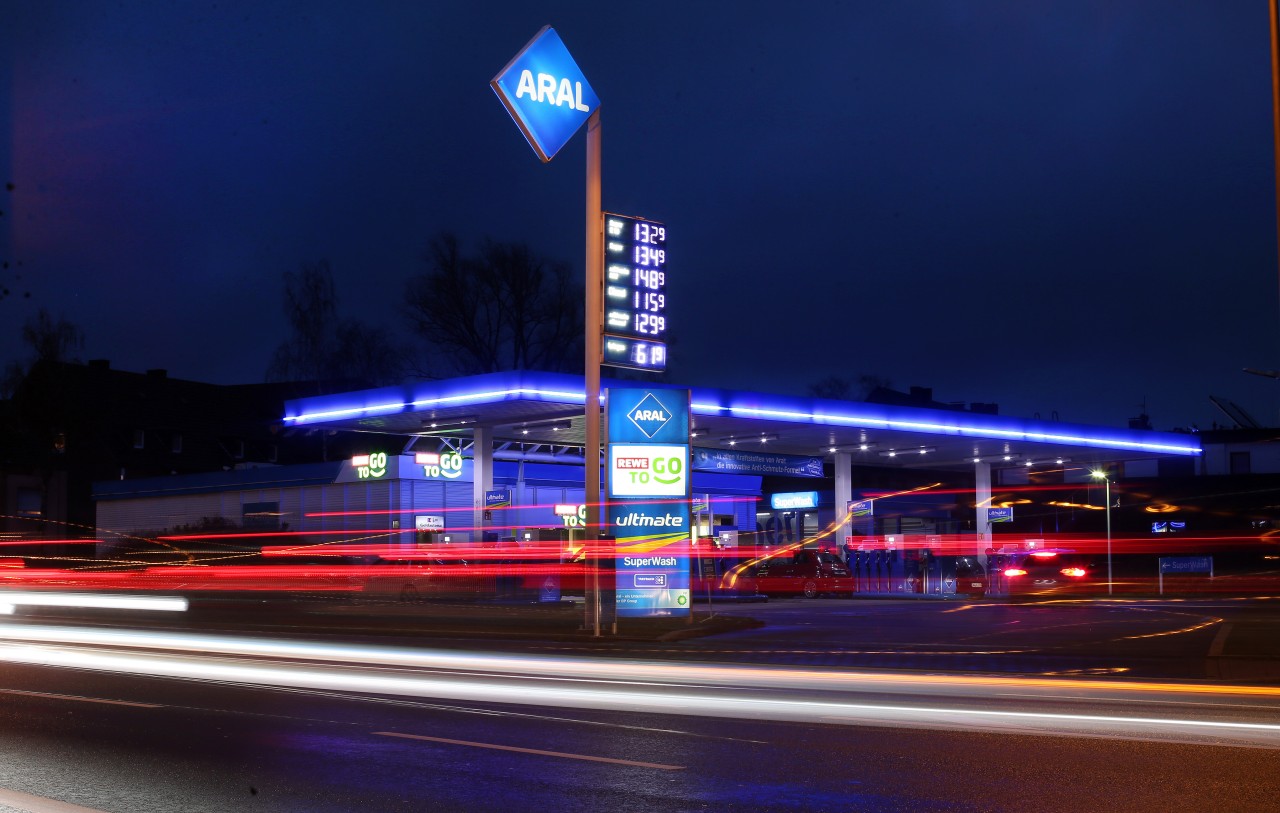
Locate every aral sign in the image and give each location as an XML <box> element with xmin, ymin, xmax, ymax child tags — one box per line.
<box><xmin>490</xmin><ymin>26</ymin><xmax>599</xmax><ymax>163</ymax></box>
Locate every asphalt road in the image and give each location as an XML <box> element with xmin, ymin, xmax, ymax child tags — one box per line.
<box><xmin>0</xmin><ymin>597</ymin><xmax>1277</xmax><ymax>811</ymax></box>
<box><xmin>0</xmin><ymin>657</ymin><xmax>1278</xmax><ymax>813</ymax></box>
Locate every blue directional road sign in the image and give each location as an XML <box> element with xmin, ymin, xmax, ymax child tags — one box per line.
<box><xmin>491</xmin><ymin>26</ymin><xmax>600</xmax><ymax>163</ymax></box>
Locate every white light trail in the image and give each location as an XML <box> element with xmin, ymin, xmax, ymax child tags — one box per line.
<box><xmin>0</xmin><ymin>623</ymin><xmax>1275</xmax><ymax>704</ymax></box>
<box><xmin>0</xmin><ymin>593</ymin><xmax>188</xmax><ymax>613</ymax></box>
<box><xmin>0</xmin><ymin>637</ymin><xmax>1277</xmax><ymax>749</ymax></box>
<box><xmin>2</xmin><ymin>624</ymin><xmax>1279</xmax><ymax>747</ymax></box>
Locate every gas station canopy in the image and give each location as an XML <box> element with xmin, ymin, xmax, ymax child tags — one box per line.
<box><xmin>282</xmin><ymin>371</ymin><xmax>1201</xmax><ymax>471</ymax></box>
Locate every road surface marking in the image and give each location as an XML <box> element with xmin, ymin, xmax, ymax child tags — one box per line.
<box><xmin>0</xmin><ymin>788</ymin><xmax>112</xmax><ymax>813</ymax></box>
<box><xmin>374</xmin><ymin>731</ymin><xmax>685</xmax><ymax>770</ymax></box>
<box><xmin>0</xmin><ymin>688</ymin><xmax>160</xmax><ymax>709</ymax></box>
<box><xmin>1208</xmin><ymin>622</ymin><xmax>1233</xmax><ymax>657</ymax></box>
<box><xmin>267</xmin><ymin>684</ymin><xmax>765</xmax><ymax>742</ymax></box>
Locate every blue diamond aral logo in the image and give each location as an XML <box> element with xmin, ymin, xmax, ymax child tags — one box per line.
<box><xmin>627</xmin><ymin>393</ymin><xmax>672</xmax><ymax>439</ymax></box>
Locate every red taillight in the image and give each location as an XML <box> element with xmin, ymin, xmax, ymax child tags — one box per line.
<box><xmin>1060</xmin><ymin>567</ymin><xmax>1086</xmax><ymax>578</ymax></box>
<box><xmin>1003</xmin><ymin>568</ymin><xmax>1027</xmax><ymax>577</ymax></box>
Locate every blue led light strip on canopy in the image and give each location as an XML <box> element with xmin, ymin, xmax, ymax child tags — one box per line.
<box><xmin>282</xmin><ymin>372</ymin><xmax>1201</xmax><ymax>457</ymax></box>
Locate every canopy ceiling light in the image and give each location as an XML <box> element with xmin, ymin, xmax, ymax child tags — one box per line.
<box><xmin>1024</xmin><ymin>457</ymin><xmax>1071</xmax><ymax>467</ymax></box>
<box><xmin>517</xmin><ymin>419</ymin><xmax>573</xmax><ymax>434</ymax></box>
<box><xmin>721</xmin><ymin>433</ymin><xmax>779</xmax><ymax>446</ymax></box>
<box><xmin>880</xmin><ymin>447</ymin><xmax>935</xmax><ymax>458</ymax></box>
<box><xmin>420</xmin><ymin>415</ymin><xmax>479</xmax><ymax>431</ymax></box>
<box><xmin>828</xmin><ymin>442</ymin><xmax>877</xmax><ymax>453</ymax></box>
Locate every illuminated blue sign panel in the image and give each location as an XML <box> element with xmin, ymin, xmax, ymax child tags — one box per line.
<box><xmin>602</xmin><ymin>213</ymin><xmax>668</xmax><ymax>372</ymax></box>
<box><xmin>988</xmin><ymin>507</ymin><xmax>1014</xmax><ymax>523</ymax></box>
<box><xmin>848</xmin><ymin>499</ymin><xmax>874</xmax><ymax>517</ymax></box>
<box><xmin>491</xmin><ymin>26</ymin><xmax>599</xmax><ymax>163</ymax></box>
<box><xmin>1159</xmin><ymin>555</ymin><xmax>1211</xmax><ymax>573</ymax></box>
<box><xmin>771</xmin><ymin>491</ymin><xmax>820</xmax><ymax>510</ymax></box>
<box><xmin>606</xmin><ymin>388</ymin><xmax>691</xmax><ymax>618</ymax></box>
<box><xmin>485</xmin><ymin>489</ymin><xmax>511</xmax><ymax>509</ymax></box>
<box><xmin>607</xmin><ymin>387</ymin><xmax>689</xmax><ymax>444</ymax></box>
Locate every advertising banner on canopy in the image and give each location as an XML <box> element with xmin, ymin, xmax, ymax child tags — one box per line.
<box><xmin>692</xmin><ymin>447</ymin><xmax>824</xmax><ymax>477</ymax></box>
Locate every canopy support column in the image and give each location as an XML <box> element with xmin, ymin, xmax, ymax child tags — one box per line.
<box><xmin>473</xmin><ymin>425</ymin><xmax>493</xmax><ymax>539</ymax></box>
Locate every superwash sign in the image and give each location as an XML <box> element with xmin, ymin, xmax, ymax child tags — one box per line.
<box><xmin>490</xmin><ymin>26</ymin><xmax>599</xmax><ymax>163</ymax></box>
<box><xmin>605</xmin><ymin>388</ymin><xmax>692</xmax><ymax>618</ymax></box>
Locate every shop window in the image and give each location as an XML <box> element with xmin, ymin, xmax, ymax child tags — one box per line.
<box><xmin>16</xmin><ymin>488</ymin><xmax>42</xmax><ymax>517</ymax></box>
<box><xmin>243</xmin><ymin>502</ymin><xmax>281</xmax><ymax>530</ymax></box>
<box><xmin>1230</xmin><ymin>451</ymin><xmax>1251</xmax><ymax>475</ymax></box>
<box><xmin>1158</xmin><ymin>457</ymin><xmax>1196</xmax><ymax>478</ymax></box>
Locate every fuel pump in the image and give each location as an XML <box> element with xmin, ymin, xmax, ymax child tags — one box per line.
<box><xmin>920</xmin><ymin>549</ymin><xmax>937</xmax><ymax>595</ymax></box>
<box><xmin>905</xmin><ymin>549</ymin><xmax>924</xmax><ymax>593</ymax></box>
<box><xmin>886</xmin><ymin>548</ymin><xmax>903</xmax><ymax>592</ymax></box>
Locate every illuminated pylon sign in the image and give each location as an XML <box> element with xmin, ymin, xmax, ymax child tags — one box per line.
<box><xmin>605</xmin><ymin>387</ymin><xmax>692</xmax><ymax>618</ymax></box>
<box><xmin>491</xmin><ymin>26</ymin><xmax>599</xmax><ymax>163</ymax></box>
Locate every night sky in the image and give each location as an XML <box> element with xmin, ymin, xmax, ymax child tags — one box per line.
<box><xmin>4</xmin><ymin>2</ymin><xmax>1278</xmax><ymax>429</ymax></box>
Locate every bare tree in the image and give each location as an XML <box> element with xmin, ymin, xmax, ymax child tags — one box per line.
<box><xmin>1</xmin><ymin>308</ymin><xmax>85</xmax><ymax>397</ymax></box>
<box><xmin>807</xmin><ymin>374</ymin><xmax>893</xmax><ymax>401</ymax></box>
<box><xmin>266</xmin><ymin>261</ymin><xmax>405</xmax><ymax>386</ymax></box>
<box><xmin>808</xmin><ymin>375</ymin><xmax>855</xmax><ymax>400</ymax></box>
<box><xmin>404</xmin><ymin>233</ymin><xmax>583</xmax><ymax>376</ymax></box>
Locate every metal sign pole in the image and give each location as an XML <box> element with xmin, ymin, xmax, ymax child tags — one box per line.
<box><xmin>1105</xmin><ymin>477</ymin><xmax>1113</xmax><ymax>596</ymax></box>
<box><xmin>585</xmin><ymin>109</ymin><xmax>603</xmax><ymax>637</ymax></box>
<box><xmin>490</xmin><ymin>27</ymin><xmax>602</xmax><ymax>633</ymax></box>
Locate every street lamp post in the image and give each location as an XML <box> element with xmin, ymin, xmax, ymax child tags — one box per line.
<box><xmin>1091</xmin><ymin>470</ymin><xmax>1113</xmax><ymax>595</ymax></box>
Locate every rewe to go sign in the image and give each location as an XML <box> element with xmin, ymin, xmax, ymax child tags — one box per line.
<box><xmin>609</xmin><ymin>444</ymin><xmax>688</xmax><ymax>498</ymax></box>
<box><xmin>352</xmin><ymin>452</ymin><xmax>389</xmax><ymax>479</ymax></box>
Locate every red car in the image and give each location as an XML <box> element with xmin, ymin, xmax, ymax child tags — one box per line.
<box><xmin>754</xmin><ymin>549</ymin><xmax>853</xmax><ymax>598</ymax></box>
<box><xmin>997</xmin><ymin>549</ymin><xmax>1096</xmax><ymax>596</ymax></box>
<box><xmin>952</xmin><ymin>555</ymin><xmax>989</xmax><ymax>597</ymax></box>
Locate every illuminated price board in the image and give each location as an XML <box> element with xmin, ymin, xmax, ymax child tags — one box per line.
<box><xmin>602</xmin><ymin>212</ymin><xmax>668</xmax><ymax>372</ymax></box>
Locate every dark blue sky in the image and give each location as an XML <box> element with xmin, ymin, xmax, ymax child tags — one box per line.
<box><xmin>3</xmin><ymin>2</ymin><xmax>1277</xmax><ymax>429</ymax></box>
